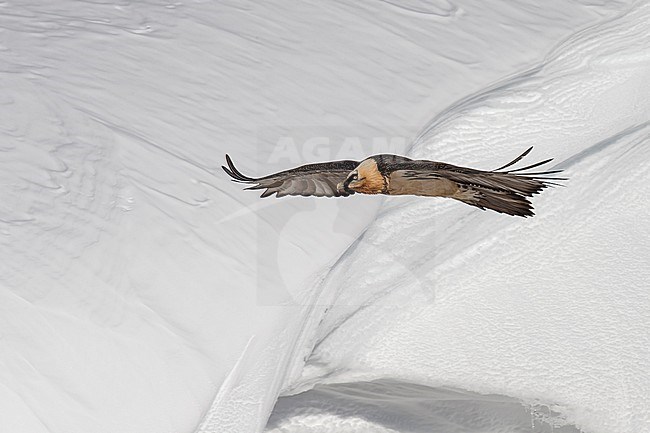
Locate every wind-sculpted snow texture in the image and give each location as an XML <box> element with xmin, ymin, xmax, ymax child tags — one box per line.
<box><xmin>274</xmin><ymin>3</ymin><xmax>650</xmax><ymax>433</ymax></box>
<box><xmin>0</xmin><ymin>1</ymin><xmax>645</xmax><ymax>433</ymax></box>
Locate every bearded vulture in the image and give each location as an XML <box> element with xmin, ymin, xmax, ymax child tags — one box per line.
<box><xmin>222</xmin><ymin>147</ymin><xmax>565</xmax><ymax>217</ymax></box>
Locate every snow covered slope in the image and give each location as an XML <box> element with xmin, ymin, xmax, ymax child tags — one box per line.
<box><xmin>274</xmin><ymin>3</ymin><xmax>650</xmax><ymax>433</ymax></box>
<box><xmin>0</xmin><ymin>1</ymin><xmax>644</xmax><ymax>432</ymax></box>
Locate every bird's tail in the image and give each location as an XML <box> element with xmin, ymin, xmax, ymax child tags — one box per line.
<box><xmin>453</xmin><ymin>147</ymin><xmax>566</xmax><ymax>217</ymax></box>
<box><xmin>454</xmin><ymin>183</ymin><xmax>539</xmax><ymax>217</ymax></box>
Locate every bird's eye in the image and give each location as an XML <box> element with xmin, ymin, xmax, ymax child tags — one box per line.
<box><xmin>351</xmin><ymin>173</ymin><xmax>358</xmax><ymax>180</ymax></box>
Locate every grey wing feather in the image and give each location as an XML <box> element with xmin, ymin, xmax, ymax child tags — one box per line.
<box><xmin>303</xmin><ymin>179</ymin><xmax>316</xmax><ymax>196</ymax></box>
<box><xmin>222</xmin><ymin>155</ymin><xmax>358</xmax><ymax>198</ymax></box>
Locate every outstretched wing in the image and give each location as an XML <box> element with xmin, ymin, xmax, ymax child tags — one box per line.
<box><xmin>222</xmin><ymin>155</ymin><xmax>359</xmax><ymax>198</ymax></box>
<box><xmin>390</xmin><ymin>147</ymin><xmax>566</xmax><ymax>217</ymax></box>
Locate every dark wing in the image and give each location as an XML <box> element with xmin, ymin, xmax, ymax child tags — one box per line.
<box><xmin>222</xmin><ymin>155</ymin><xmax>359</xmax><ymax>198</ymax></box>
<box><xmin>391</xmin><ymin>147</ymin><xmax>566</xmax><ymax>217</ymax></box>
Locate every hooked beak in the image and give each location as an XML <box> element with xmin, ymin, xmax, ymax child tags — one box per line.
<box><xmin>337</xmin><ymin>179</ymin><xmax>356</xmax><ymax>195</ymax></box>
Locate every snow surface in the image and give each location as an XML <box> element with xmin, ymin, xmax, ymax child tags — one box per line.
<box><xmin>1</xmin><ymin>1</ymin><xmax>648</xmax><ymax>433</ymax></box>
<box><xmin>275</xmin><ymin>3</ymin><xmax>650</xmax><ymax>433</ymax></box>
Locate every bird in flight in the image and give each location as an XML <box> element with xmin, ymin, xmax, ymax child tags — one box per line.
<box><xmin>222</xmin><ymin>147</ymin><xmax>565</xmax><ymax>217</ymax></box>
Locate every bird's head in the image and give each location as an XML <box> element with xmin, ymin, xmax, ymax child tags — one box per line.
<box><xmin>337</xmin><ymin>158</ymin><xmax>387</xmax><ymax>195</ymax></box>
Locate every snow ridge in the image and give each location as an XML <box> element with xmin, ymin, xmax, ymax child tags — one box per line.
<box><xmin>275</xmin><ymin>3</ymin><xmax>650</xmax><ymax>433</ymax></box>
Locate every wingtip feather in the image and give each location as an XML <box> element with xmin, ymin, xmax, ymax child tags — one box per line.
<box><xmin>223</xmin><ymin>154</ymin><xmax>256</xmax><ymax>182</ymax></box>
<box><xmin>493</xmin><ymin>146</ymin><xmax>534</xmax><ymax>172</ymax></box>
